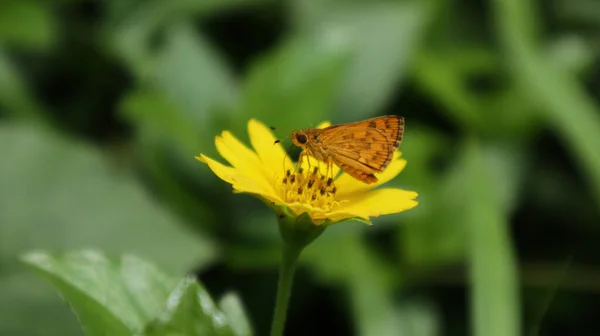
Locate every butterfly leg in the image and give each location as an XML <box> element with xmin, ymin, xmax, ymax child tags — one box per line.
<box><xmin>296</xmin><ymin>151</ymin><xmax>313</xmax><ymax>187</ymax></box>
<box><xmin>295</xmin><ymin>151</ymin><xmax>306</xmax><ymax>172</ymax></box>
<box><xmin>325</xmin><ymin>159</ymin><xmax>336</xmax><ymax>193</ymax></box>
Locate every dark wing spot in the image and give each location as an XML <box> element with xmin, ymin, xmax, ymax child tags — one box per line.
<box><xmin>368</xmin><ymin>120</ymin><xmax>377</xmax><ymax>128</ymax></box>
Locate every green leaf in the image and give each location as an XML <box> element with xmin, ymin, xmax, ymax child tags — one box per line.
<box><xmin>238</xmin><ymin>34</ymin><xmax>350</xmax><ymax>132</ymax></box>
<box><xmin>464</xmin><ymin>139</ymin><xmax>520</xmax><ymax>336</ymax></box>
<box><xmin>22</xmin><ymin>250</ymin><xmax>179</xmax><ymax>336</ymax></box>
<box><xmin>142</xmin><ymin>277</ymin><xmax>236</xmax><ymax>336</ymax></box>
<box><xmin>294</xmin><ymin>2</ymin><xmax>427</xmax><ymax>120</ymax></box>
<box><xmin>493</xmin><ymin>0</ymin><xmax>600</xmax><ymax>206</ymax></box>
<box><xmin>0</xmin><ymin>123</ymin><xmax>215</xmax><ymax>335</ymax></box>
<box><xmin>0</xmin><ymin>1</ymin><xmax>56</xmax><ymax>50</ymax></box>
<box><xmin>219</xmin><ymin>292</ymin><xmax>253</xmax><ymax>336</ymax></box>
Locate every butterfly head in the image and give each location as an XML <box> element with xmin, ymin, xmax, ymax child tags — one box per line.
<box><xmin>290</xmin><ymin>130</ymin><xmax>309</xmax><ymax>148</ymax></box>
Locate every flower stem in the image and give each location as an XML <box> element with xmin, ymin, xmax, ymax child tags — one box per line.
<box><xmin>270</xmin><ymin>244</ymin><xmax>302</xmax><ymax>336</ymax></box>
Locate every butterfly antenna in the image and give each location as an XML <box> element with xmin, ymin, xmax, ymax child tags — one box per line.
<box><xmin>274</xmin><ymin>134</ymin><xmax>290</xmax><ymax>145</ymax></box>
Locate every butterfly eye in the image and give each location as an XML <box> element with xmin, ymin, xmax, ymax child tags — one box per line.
<box><xmin>296</xmin><ymin>133</ymin><xmax>308</xmax><ymax>144</ymax></box>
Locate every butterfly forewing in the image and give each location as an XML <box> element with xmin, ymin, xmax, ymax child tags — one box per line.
<box><xmin>292</xmin><ymin>115</ymin><xmax>405</xmax><ymax>184</ymax></box>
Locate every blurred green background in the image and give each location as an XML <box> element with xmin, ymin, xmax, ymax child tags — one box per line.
<box><xmin>1</xmin><ymin>0</ymin><xmax>600</xmax><ymax>335</ymax></box>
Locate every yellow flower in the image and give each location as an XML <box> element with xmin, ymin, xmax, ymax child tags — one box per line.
<box><xmin>196</xmin><ymin>119</ymin><xmax>418</xmax><ymax>225</ymax></box>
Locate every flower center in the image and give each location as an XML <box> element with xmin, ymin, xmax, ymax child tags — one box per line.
<box><xmin>277</xmin><ymin>166</ymin><xmax>338</xmax><ymax>210</ymax></box>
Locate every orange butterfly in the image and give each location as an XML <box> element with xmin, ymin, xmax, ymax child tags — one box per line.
<box><xmin>288</xmin><ymin>115</ymin><xmax>404</xmax><ymax>184</ymax></box>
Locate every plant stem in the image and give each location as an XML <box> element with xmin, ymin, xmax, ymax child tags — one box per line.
<box><xmin>270</xmin><ymin>244</ymin><xmax>302</xmax><ymax>336</ymax></box>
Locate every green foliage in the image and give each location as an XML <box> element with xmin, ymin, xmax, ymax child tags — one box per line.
<box><xmin>294</xmin><ymin>1</ymin><xmax>428</xmax><ymax>121</ymax></box>
<box><xmin>464</xmin><ymin>140</ymin><xmax>520</xmax><ymax>336</ymax></box>
<box><xmin>142</xmin><ymin>278</ymin><xmax>236</xmax><ymax>336</ymax></box>
<box><xmin>22</xmin><ymin>251</ymin><xmax>248</xmax><ymax>336</ymax></box>
<box><xmin>0</xmin><ymin>1</ymin><xmax>56</xmax><ymax>50</ymax></box>
<box><xmin>493</xmin><ymin>0</ymin><xmax>600</xmax><ymax>206</ymax></box>
<box><xmin>0</xmin><ymin>123</ymin><xmax>214</xmax><ymax>334</ymax></box>
<box><xmin>237</xmin><ymin>34</ymin><xmax>349</xmax><ymax>134</ymax></box>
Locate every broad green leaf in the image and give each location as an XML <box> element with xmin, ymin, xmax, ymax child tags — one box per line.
<box><xmin>22</xmin><ymin>251</ymin><xmax>179</xmax><ymax>336</ymax></box>
<box><xmin>294</xmin><ymin>1</ymin><xmax>427</xmax><ymax>121</ymax></box>
<box><xmin>238</xmin><ymin>33</ymin><xmax>350</xmax><ymax>133</ymax></box>
<box><xmin>0</xmin><ymin>1</ymin><xmax>56</xmax><ymax>50</ymax></box>
<box><xmin>219</xmin><ymin>292</ymin><xmax>253</xmax><ymax>336</ymax></box>
<box><xmin>493</xmin><ymin>0</ymin><xmax>600</xmax><ymax>206</ymax></box>
<box><xmin>0</xmin><ymin>124</ymin><xmax>215</xmax><ymax>335</ymax></box>
<box><xmin>464</xmin><ymin>140</ymin><xmax>520</xmax><ymax>336</ymax></box>
<box><xmin>142</xmin><ymin>277</ymin><xmax>236</xmax><ymax>336</ymax></box>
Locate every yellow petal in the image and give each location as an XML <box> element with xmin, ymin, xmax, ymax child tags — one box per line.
<box><xmin>215</xmin><ymin>131</ymin><xmax>276</xmax><ymax>195</ymax></box>
<box><xmin>316</xmin><ymin>121</ymin><xmax>331</xmax><ymax>129</ymax></box>
<box><xmin>335</xmin><ymin>151</ymin><xmax>406</xmax><ymax>198</ymax></box>
<box><xmin>196</xmin><ymin>154</ymin><xmax>235</xmax><ymax>184</ymax></box>
<box><xmin>196</xmin><ymin>154</ymin><xmax>271</xmax><ymax>196</ymax></box>
<box><xmin>326</xmin><ymin>188</ymin><xmax>418</xmax><ymax>222</ymax></box>
<box><xmin>248</xmin><ymin>119</ymin><xmax>293</xmax><ymax>175</ymax></box>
